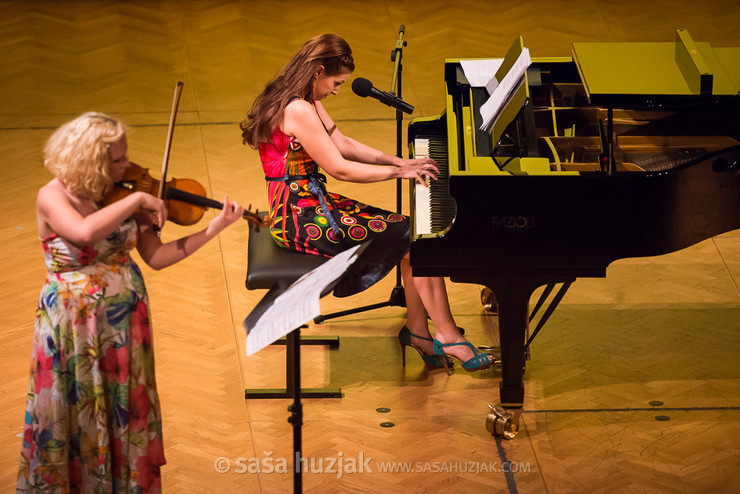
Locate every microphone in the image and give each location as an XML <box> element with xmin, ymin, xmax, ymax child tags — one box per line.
<box><xmin>351</xmin><ymin>77</ymin><xmax>414</xmax><ymax>114</ymax></box>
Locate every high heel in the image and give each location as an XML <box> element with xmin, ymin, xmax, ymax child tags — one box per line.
<box><xmin>433</xmin><ymin>338</ymin><xmax>494</xmax><ymax>375</ymax></box>
<box><xmin>398</xmin><ymin>326</ymin><xmax>453</xmax><ymax>369</ymax></box>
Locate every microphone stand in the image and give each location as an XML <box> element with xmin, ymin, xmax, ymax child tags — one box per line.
<box><xmin>388</xmin><ymin>25</ymin><xmax>408</xmax><ymax>306</ymax></box>
<box><xmin>313</xmin><ymin>26</ymin><xmax>408</xmax><ymax>323</ymax></box>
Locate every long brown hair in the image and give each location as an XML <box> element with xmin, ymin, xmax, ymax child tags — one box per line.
<box><xmin>240</xmin><ymin>33</ymin><xmax>354</xmax><ymax>149</ymax></box>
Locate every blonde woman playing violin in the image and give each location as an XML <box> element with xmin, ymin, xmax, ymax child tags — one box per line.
<box><xmin>18</xmin><ymin>112</ymin><xmax>243</xmax><ymax>493</ymax></box>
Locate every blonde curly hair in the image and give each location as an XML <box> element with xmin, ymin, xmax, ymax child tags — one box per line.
<box><xmin>44</xmin><ymin>112</ymin><xmax>127</xmax><ymax>201</ymax></box>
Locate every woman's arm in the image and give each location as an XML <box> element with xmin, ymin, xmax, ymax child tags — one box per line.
<box><xmin>316</xmin><ymin>101</ymin><xmax>437</xmax><ymax>170</ymax></box>
<box><xmin>332</xmin><ymin>128</ymin><xmax>401</xmax><ymax>165</ymax></box>
<box><xmin>283</xmin><ymin>99</ymin><xmax>438</xmax><ymax>184</ymax></box>
<box><xmin>135</xmin><ymin>195</ymin><xmax>243</xmax><ymax>270</ymax></box>
<box><xmin>37</xmin><ymin>184</ymin><xmax>166</xmax><ymax>246</ymax></box>
<box><xmin>314</xmin><ymin>102</ymin><xmax>401</xmax><ymax>165</ymax></box>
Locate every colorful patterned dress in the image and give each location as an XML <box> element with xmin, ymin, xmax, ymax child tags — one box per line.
<box><xmin>17</xmin><ymin>218</ymin><xmax>165</xmax><ymax>493</ymax></box>
<box><xmin>259</xmin><ymin>122</ymin><xmax>410</xmax><ymax>297</ymax></box>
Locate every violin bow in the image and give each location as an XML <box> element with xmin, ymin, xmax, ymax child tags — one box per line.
<box><xmin>153</xmin><ymin>81</ymin><xmax>184</xmax><ymax>234</ymax></box>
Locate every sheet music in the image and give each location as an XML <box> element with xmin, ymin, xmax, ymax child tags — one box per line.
<box><xmin>479</xmin><ymin>48</ymin><xmax>532</xmax><ymax>132</ymax></box>
<box><xmin>460</xmin><ymin>59</ymin><xmax>503</xmax><ymax>91</ymax></box>
<box><xmin>244</xmin><ymin>244</ymin><xmax>363</xmax><ymax>356</ymax></box>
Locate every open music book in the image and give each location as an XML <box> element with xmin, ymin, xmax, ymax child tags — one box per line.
<box><xmin>460</xmin><ymin>59</ymin><xmax>504</xmax><ymax>90</ymax></box>
<box><xmin>479</xmin><ymin>48</ymin><xmax>531</xmax><ymax>132</ymax></box>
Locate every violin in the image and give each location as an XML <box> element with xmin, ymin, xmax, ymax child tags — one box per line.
<box><xmin>101</xmin><ymin>81</ymin><xmax>268</xmax><ymax>231</ymax></box>
<box><xmin>102</xmin><ymin>162</ymin><xmax>268</xmax><ymax>228</ymax></box>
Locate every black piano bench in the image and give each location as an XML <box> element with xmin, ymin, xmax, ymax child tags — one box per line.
<box><xmin>244</xmin><ymin>221</ymin><xmax>342</xmax><ymax>399</ymax></box>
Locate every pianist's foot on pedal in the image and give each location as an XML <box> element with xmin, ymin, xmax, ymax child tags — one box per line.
<box><xmin>398</xmin><ymin>326</ymin><xmax>454</xmax><ymax>369</ymax></box>
<box><xmin>432</xmin><ymin>336</ymin><xmax>495</xmax><ymax>375</ymax></box>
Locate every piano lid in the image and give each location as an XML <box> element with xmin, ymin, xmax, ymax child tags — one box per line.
<box><xmin>572</xmin><ymin>29</ymin><xmax>740</xmax><ymax>107</ymax></box>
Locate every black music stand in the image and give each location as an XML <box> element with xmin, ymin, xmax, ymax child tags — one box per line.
<box><xmin>313</xmin><ymin>25</ymin><xmax>411</xmax><ymax>324</ymax></box>
<box><xmin>244</xmin><ymin>243</ymin><xmax>368</xmax><ymax>493</ymax></box>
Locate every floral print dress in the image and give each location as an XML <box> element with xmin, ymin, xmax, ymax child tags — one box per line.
<box><xmin>17</xmin><ymin>218</ymin><xmax>165</xmax><ymax>493</ymax></box>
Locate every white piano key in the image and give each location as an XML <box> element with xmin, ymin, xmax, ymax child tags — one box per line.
<box><xmin>414</xmin><ymin>138</ymin><xmax>432</xmax><ymax>235</ymax></box>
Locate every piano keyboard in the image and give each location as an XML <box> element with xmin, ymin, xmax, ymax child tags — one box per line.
<box><xmin>413</xmin><ymin>136</ymin><xmax>455</xmax><ymax>235</ymax></box>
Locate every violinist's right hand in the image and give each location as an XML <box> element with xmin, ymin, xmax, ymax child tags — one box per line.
<box><xmin>135</xmin><ymin>191</ymin><xmax>167</xmax><ymax>229</ymax></box>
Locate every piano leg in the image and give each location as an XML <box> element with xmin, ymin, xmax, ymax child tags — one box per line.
<box><xmin>459</xmin><ymin>276</ymin><xmax>560</xmax><ymax>439</ymax></box>
<box><xmin>496</xmin><ymin>290</ymin><xmax>528</xmax><ymax>407</ymax></box>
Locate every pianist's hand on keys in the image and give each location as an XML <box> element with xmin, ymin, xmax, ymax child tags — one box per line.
<box><xmin>395</xmin><ymin>157</ymin><xmax>439</xmax><ymax>186</ymax></box>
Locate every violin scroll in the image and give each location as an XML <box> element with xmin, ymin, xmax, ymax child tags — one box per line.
<box><xmin>241</xmin><ymin>206</ymin><xmax>271</xmax><ymax>231</ymax></box>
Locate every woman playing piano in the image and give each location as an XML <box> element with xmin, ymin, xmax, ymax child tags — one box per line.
<box><xmin>240</xmin><ymin>33</ymin><xmax>493</xmax><ymax>374</ymax></box>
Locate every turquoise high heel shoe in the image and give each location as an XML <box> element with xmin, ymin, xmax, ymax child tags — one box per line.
<box><xmin>398</xmin><ymin>326</ymin><xmax>453</xmax><ymax>369</ymax></box>
<box><xmin>433</xmin><ymin>338</ymin><xmax>494</xmax><ymax>375</ymax></box>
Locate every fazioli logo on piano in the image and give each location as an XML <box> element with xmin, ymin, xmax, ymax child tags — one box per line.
<box><xmin>491</xmin><ymin>216</ymin><xmax>534</xmax><ymax>230</ymax></box>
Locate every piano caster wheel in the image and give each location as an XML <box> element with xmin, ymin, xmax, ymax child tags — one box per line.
<box><xmin>481</xmin><ymin>287</ymin><xmax>498</xmax><ymax>313</ymax></box>
<box><xmin>486</xmin><ymin>404</ymin><xmax>522</xmax><ymax>440</ymax></box>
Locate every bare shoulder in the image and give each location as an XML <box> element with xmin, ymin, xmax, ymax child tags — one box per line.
<box><xmin>36</xmin><ymin>180</ymin><xmax>69</xmax><ymax>237</ymax></box>
<box><xmin>37</xmin><ymin>179</ymin><xmax>66</xmax><ymax>208</ymax></box>
<box><xmin>37</xmin><ymin>179</ymin><xmax>94</xmax><ymax>218</ymax></box>
<box><xmin>283</xmin><ymin>98</ymin><xmax>322</xmax><ymax>136</ymax></box>
<box><xmin>284</xmin><ymin>98</ymin><xmax>314</xmax><ymax>118</ymax></box>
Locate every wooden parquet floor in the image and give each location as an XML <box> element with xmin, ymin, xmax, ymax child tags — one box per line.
<box><xmin>1</xmin><ymin>1</ymin><xmax>739</xmax><ymax>492</ymax></box>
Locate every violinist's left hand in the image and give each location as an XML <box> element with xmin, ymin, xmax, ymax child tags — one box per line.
<box><xmin>208</xmin><ymin>195</ymin><xmax>244</xmax><ymax>234</ymax></box>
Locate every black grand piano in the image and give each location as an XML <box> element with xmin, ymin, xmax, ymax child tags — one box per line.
<box><xmin>408</xmin><ymin>30</ymin><xmax>740</xmax><ymax>438</ymax></box>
